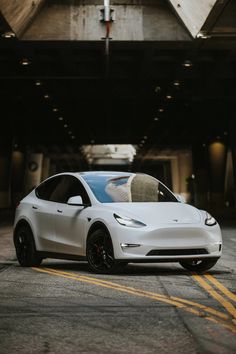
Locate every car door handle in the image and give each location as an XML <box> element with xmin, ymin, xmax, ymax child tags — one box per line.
<box><xmin>57</xmin><ymin>209</ymin><xmax>63</xmax><ymax>213</ymax></box>
<box><xmin>32</xmin><ymin>206</ymin><xmax>38</xmax><ymax>210</ymax></box>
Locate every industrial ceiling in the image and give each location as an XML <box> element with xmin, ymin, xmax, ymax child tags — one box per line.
<box><xmin>0</xmin><ymin>0</ymin><xmax>235</xmax><ymax>161</ymax></box>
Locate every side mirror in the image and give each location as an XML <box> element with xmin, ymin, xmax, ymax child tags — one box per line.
<box><xmin>174</xmin><ymin>194</ymin><xmax>186</xmax><ymax>203</ymax></box>
<box><xmin>67</xmin><ymin>195</ymin><xmax>84</xmax><ymax>206</ymax></box>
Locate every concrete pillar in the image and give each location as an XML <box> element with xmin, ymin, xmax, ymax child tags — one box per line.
<box><xmin>229</xmin><ymin>119</ymin><xmax>236</xmax><ymax>205</ymax></box>
<box><xmin>24</xmin><ymin>153</ymin><xmax>43</xmax><ymax>194</ymax></box>
<box><xmin>10</xmin><ymin>151</ymin><xmax>25</xmax><ymax>207</ymax></box>
<box><xmin>0</xmin><ymin>154</ymin><xmax>11</xmax><ymax>208</ymax></box>
<box><xmin>49</xmin><ymin>160</ymin><xmax>57</xmax><ymax>176</ymax></box>
<box><xmin>192</xmin><ymin>145</ymin><xmax>209</xmax><ymax>208</ymax></box>
<box><xmin>178</xmin><ymin>150</ymin><xmax>193</xmax><ymax>203</ymax></box>
<box><xmin>208</xmin><ymin>141</ymin><xmax>227</xmax><ymax>208</ymax></box>
<box><xmin>170</xmin><ymin>157</ymin><xmax>179</xmax><ymax>194</ymax></box>
<box><xmin>41</xmin><ymin>156</ymin><xmax>50</xmax><ymax>181</ymax></box>
<box><xmin>224</xmin><ymin>149</ymin><xmax>235</xmax><ymax>207</ymax></box>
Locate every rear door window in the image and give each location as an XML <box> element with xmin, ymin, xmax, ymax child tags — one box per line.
<box><xmin>35</xmin><ymin>176</ymin><xmax>63</xmax><ymax>201</ymax></box>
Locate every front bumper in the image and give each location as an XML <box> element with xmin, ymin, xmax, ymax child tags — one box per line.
<box><xmin>109</xmin><ymin>222</ymin><xmax>222</xmax><ymax>261</ymax></box>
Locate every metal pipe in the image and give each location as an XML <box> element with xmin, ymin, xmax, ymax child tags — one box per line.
<box><xmin>104</xmin><ymin>0</ymin><xmax>110</xmax><ymax>22</ymax></box>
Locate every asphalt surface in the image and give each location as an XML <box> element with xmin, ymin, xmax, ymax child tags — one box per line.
<box><xmin>0</xmin><ymin>222</ymin><xmax>236</xmax><ymax>354</ymax></box>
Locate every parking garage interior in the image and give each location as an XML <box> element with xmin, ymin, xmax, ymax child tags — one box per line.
<box><xmin>0</xmin><ymin>0</ymin><xmax>236</xmax><ymax>217</ymax></box>
<box><xmin>1</xmin><ymin>2</ymin><xmax>236</xmax><ymax>353</ymax></box>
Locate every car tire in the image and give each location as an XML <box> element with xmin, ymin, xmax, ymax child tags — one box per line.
<box><xmin>14</xmin><ymin>225</ymin><xmax>42</xmax><ymax>267</ymax></box>
<box><xmin>179</xmin><ymin>258</ymin><xmax>218</xmax><ymax>272</ymax></box>
<box><xmin>86</xmin><ymin>228</ymin><xmax>127</xmax><ymax>274</ymax></box>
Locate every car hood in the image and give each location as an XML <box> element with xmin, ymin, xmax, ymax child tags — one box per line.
<box><xmin>106</xmin><ymin>202</ymin><xmax>202</xmax><ymax>225</ymax></box>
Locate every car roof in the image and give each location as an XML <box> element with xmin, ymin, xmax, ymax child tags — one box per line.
<box><xmin>78</xmin><ymin>171</ymin><xmax>133</xmax><ymax>176</ymax></box>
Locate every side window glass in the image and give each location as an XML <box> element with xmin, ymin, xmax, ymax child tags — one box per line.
<box><xmin>65</xmin><ymin>176</ymin><xmax>91</xmax><ymax>204</ymax></box>
<box><xmin>35</xmin><ymin>176</ymin><xmax>62</xmax><ymax>201</ymax></box>
<box><xmin>50</xmin><ymin>177</ymin><xmax>70</xmax><ymax>203</ymax></box>
<box><xmin>48</xmin><ymin>175</ymin><xmax>91</xmax><ymax>204</ymax></box>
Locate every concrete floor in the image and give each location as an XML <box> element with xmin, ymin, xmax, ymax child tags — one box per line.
<box><xmin>0</xmin><ymin>221</ymin><xmax>236</xmax><ymax>354</ymax></box>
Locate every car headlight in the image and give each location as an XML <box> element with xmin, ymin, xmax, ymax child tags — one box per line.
<box><xmin>205</xmin><ymin>212</ymin><xmax>217</xmax><ymax>226</ymax></box>
<box><xmin>114</xmin><ymin>213</ymin><xmax>146</xmax><ymax>228</ymax></box>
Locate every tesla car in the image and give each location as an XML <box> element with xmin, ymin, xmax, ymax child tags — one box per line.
<box><xmin>13</xmin><ymin>171</ymin><xmax>222</xmax><ymax>273</ymax></box>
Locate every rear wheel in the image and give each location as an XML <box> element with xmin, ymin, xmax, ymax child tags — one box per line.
<box><xmin>14</xmin><ymin>225</ymin><xmax>42</xmax><ymax>267</ymax></box>
<box><xmin>86</xmin><ymin>229</ymin><xmax>127</xmax><ymax>274</ymax></box>
<box><xmin>180</xmin><ymin>258</ymin><xmax>218</xmax><ymax>272</ymax></box>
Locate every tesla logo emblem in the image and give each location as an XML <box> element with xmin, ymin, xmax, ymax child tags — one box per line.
<box><xmin>173</xmin><ymin>219</ymin><xmax>178</xmax><ymax>222</ymax></box>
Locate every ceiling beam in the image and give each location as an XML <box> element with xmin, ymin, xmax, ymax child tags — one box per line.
<box><xmin>201</xmin><ymin>0</ymin><xmax>233</xmax><ymax>37</ymax></box>
<box><xmin>0</xmin><ymin>0</ymin><xmax>45</xmax><ymax>37</ymax></box>
<box><xmin>168</xmin><ymin>0</ymin><xmax>218</xmax><ymax>37</ymax></box>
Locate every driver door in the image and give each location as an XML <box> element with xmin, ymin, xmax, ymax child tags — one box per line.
<box><xmin>52</xmin><ymin>175</ymin><xmax>91</xmax><ymax>255</ymax></box>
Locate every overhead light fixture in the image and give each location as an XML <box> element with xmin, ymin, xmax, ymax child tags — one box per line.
<box><xmin>64</xmin><ymin>124</ymin><xmax>68</xmax><ymax>128</ymax></box>
<box><xmin>166</xmin><ymin>95</ymin><xmax>172</xmax><ymax>99</ymax></box>
<box><xmin>90</xmin><ymin>139</ymin><xmax>95</xmax><ymax>144</ymax></box>
<box><xmin>182</xmin><ymin>60</ymin><xmax>193</xmax><ymax>68</ymax></box>
<box><xmin>44</xmin><ymin>94</ymin><xmax>50</xmax><ymax>99</ymax></box>
<box><xmin>158</xmin><ymin>108</ymin><xmax>164</xmax><ymax>112</ymax></box>
<box><xmin>71</xmin><ymin>136</ymin><xmax>75</xmax><ymax>139</ymax></box>
<box><xmin>20</xmin><ymin>58</ymin><xmax>31</xmax><ymax>66</ymax></box>
<box><xmin>154</xmin><ymin>86</ymin><xmax>161</xmax><ymax>93</ymax></box>
<box><xmin>141</xmin><ymin>140</ymin><xmax>145</xmax><ymax>144</ymax></box>
<box><xmin>143</xmin><ymin>136</ymin><xmax>147</xmax><ymax>139</ymax></box>
<box><xmin>2</xmin><ymin>31</ymin><xmax>15</xmax><ymax>39</ymax></box>
<box><xmin>35</xmin><ymin>80</ymin><xmax>42</xmax><ymax>86</ymax></box>
<box><xmin>68</xmin><ymin>131</ymin><xmax>72</xmax><ymax>135</ymax></box>
<box><xmin>173</xmin><ymin>80</ymin><xmax>180</xmax><ymax>86</ymax></box>
<box><xmin>154</xmin><ymin>117</ymin><xmax>159</xmax><ymax>121</ymax></box>
<box><xmin>53</xmin><ymin>108</ymin><xmax>58</xmax><ymax>112</ymax></box>
<box><xmin>58</xmin><ymin>117</ymin><xmax>63</xmax><ymax>121</ymax></box>
<box><xmin>196</xmin><ymin>32</ymin><xmax>210</xmax><ymax>39</ymax></box>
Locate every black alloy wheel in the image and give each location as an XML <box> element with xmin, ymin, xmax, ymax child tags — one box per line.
<box><xmin>86</xmin><ymin>229</ymin><xmax>126</xmax><ymax>274</ymax></box>
<box><xmin>14</xmin><ymin>225</ymin><xmax>42</xmax><ymax>267</ymax></box>
<box><xmin>180</xmin><ymin>258</ymin><xmax>218</xmax><ymax>272</ymax></box>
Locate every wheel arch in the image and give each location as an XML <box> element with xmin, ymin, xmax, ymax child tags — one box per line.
<box><xmin>86</xmin><ymin>221</ymin><xmax>111</xmax><ymax>245</ymax></box>
<box><xmin>14</xmin><ymin>219</ymin><xmax>33</xmax><ymax>238</ymax></box>
<box><xmin>13</xmin><ymin>219</ymin><xmax>38</xmax><ymax>251</ymax></box>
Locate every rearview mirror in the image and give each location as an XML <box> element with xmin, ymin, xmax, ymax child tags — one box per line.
<box><xmin>67</xmin><ymin>195</ymin><xmax>84</xmax><ymax>206</ymax></box>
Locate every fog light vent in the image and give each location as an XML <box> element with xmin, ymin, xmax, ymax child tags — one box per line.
<box><xmin>147</xmin><ymin>249</ymin><xmax>208</xmax><ymax>256</ymax></box>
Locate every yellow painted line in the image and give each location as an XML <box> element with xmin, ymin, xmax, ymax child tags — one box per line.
<box><xmin>193</xmin><ymin>274</ymin><xmax>236</xmax><ymax>322</ymax></box>
<box><xmin>32</xmin><ymin>267</ymin><xmax>236</xmax><ymax>334</ymax></box>
<box><xmin>45</xmin><ymin>267</ymin><xmax>229</xmax><ymax>321</ymax></box>
<box><xmin>204</xmin><ymin>274</ymin><xmax>236</xmax><ymax>303</ymax></box>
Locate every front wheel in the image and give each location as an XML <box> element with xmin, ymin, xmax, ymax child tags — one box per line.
<box><xmin>180</xmin><ymin>258</ymin><xmax>218</xmax><ymax>272</ymax></box>
<box><xmin>14</xmin><ymin>225</ymin><xmax>42</xmax><ymax>267</ymax></box>
<box><xmin>86</xmin><ymin>229</ymin><xmax>127</xmax><ymax>274</ymax></box>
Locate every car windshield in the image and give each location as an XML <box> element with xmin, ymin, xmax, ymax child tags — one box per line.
<box><xmin>82</xmin><ymin>173</ymin><xmax>177</xmax><ymax>203</ymax></box>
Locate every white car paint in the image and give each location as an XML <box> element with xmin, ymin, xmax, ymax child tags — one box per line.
<box><xmin>13</xmin><ymin>171</ymin><xmax>222</xmax><ymax>271</ymax></box>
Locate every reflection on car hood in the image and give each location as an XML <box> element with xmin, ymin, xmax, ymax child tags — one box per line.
<box><xmin>107</xmin><ymin>202</ymin><xmax>202</xmax><ymax>225</ymax></box>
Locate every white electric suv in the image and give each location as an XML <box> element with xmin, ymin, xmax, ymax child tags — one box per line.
<box><xmin>13</xmin><ymin>171</ymin><xmax>222</xmax><ymax>273</ymax></box>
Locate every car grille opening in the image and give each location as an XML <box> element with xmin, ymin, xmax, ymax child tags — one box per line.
<box><xmin>146</xmin><ymin>249</ymin><xmax>209</xmax><ymax>256</ymax></box>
